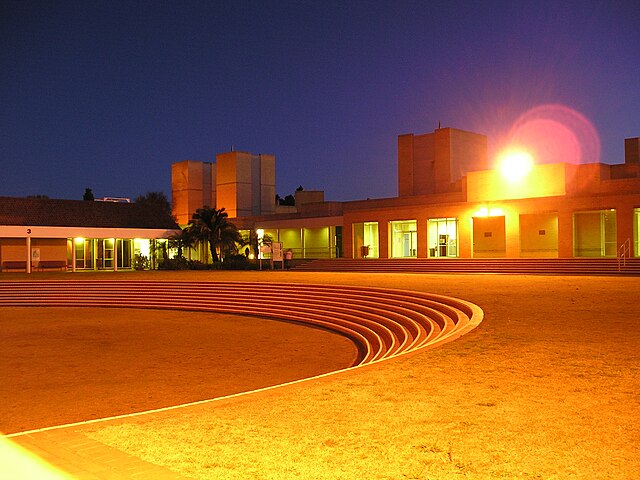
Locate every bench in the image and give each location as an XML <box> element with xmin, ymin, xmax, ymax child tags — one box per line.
<box><xmin>1</xmin><ymin>261</ymin><xmax>28</xmax><ymax>272</ymax></box>
<box><xmin>36</xmin><ymin>260</ymin><xmax>68</xmax><ymax>271</ymax></box>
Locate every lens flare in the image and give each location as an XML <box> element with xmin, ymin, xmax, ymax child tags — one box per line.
<box><xmin>505</xmin><ymin>104</ymin><xmax>601</xmax><ymax>165</ymax></box>
<box><xmin>497</xmin><ymin>149</ymin><xmax>534</xmax><ymax>182</ymax></box>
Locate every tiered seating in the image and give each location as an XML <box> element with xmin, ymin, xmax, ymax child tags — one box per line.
<box><xmin>0</xmin><ymin>281</ymin><xmax>483</xmax><ymax>366</ymax></box>
<box><xmin>292</xmin><ymin>258</ymin><xmax>640</xmax><ymax>275</ymax></box>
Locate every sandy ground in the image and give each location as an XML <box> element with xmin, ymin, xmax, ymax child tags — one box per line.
<box><xmin>1</xmin><ymin>270</ymin><xmax>639</xmax><ymax>479</ymax></box>
<box><xmin>0</xmin><ymin>306</ymin><xmax>358</xmax><ymax>434</ymax></box>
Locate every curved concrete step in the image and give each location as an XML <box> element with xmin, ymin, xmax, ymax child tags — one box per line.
<box><xmin>0</xmin><ymin>281</ymin><xmax>483</xmax><ymax>366</ymax></box>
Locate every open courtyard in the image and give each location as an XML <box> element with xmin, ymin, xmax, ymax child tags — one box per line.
<box><xmin>1</xmin><ymin>270</ymin><xmax>638</xmax><ymax>479</ymax></box>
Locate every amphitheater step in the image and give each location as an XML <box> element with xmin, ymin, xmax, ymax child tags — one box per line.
<box><xmin>291</xmin><ymin>258</ymin><xmax>640</xmax><ymax>275</ymax></box>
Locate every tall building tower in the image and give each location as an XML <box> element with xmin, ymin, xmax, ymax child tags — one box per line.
<box><xmin>171</xmin><ymin>151</ymin><xmax>276</xmax><ymax>223</ymax></box>
<box><xmin>171</xmin><ymin>161</ymin><xmax>216</xmax><ymax>225</ymax></box>
<box><xmin>398</xmin><ymin>127</ymin><xmax>488</xmax><ymax>196</ymax></box>
<box><xmin>215</xmin><ymin>151</ymin><xmax>276</xmax><ymax>218</ymax></box>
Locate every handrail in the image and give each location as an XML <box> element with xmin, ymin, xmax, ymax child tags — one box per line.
<box><xmin>618</xmin><ymin>238</ymin><xmax>631</xmax><ymax>271</ymax></box>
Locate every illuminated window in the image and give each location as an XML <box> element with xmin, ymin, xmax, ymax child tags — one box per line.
<box><xmin>573</xmin><ymin>210</ymin><xmax>617</xmax><ymax>257</ymax></box>
<box><xmin>117</xmin><ymin>239</ymin><xmax>132</xmax><ymax>268</ymax></box>
<box><xmin>427</xmin><ymin>218</ymin><xmax>458</xmax><ymax>258</ymax></box>
<box><xmin>390</xmin><ymin>220</ymin><xmax>417</xmax><ymax>258</ymax></box>
<box><xmin>75</xmin><ymin>238</ymin><xmax>94</xmax><ymax>269</ymax></box>
<box><xmin>352</xmin><ymin>222</ymin><xmax>379</xmax><ymax>258</ymax></box>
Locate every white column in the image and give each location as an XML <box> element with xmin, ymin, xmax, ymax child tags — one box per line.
<box><xmin>93</xmin><ymin>239</ymin><xmax>98</xmax><ymax>270</ymax></box>
<box><xmin>72</xmin><ymin>239</ymin><xmax>77</xmax><ymax>272</ymax></box>
<box><xmin>113</xmin><ymin>239</ymin><xmax>118</xmax><ymax>272</ymax></box>
<box><xmin>26</xmin><ymin>236</ymin><xmax>31</xmax><ymax>274</ymax></box>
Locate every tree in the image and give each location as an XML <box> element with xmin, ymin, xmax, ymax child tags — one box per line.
<box><xmin>168</xmin><ymin>227</ymin><xmax>195</xmax><ymax>259</ymax></box>
<box><xmin>134</xmin><ymin>191</ymin><xmax>174</xmax><ymax>221</ymax></box>
<box><xmin>189</xmin><ymin>206</ymin><xmax>242</xmax><ymax>263</ymax></box>
<box><xmin>243</xmin><ymin>230</ymin><xmax>273</xmax><ymax>258</ymax></box>
<box><xmin>83</xmin><ymin>188</ymin><xmax>94</xmax><ymax>201</ymax></box>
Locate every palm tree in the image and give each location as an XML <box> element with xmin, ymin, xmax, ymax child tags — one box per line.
<box><xmin>189</xmin><ymin>206</ymin><xmax>242</xmax><ymax>263</ymax></box>
<box><xmin>243</xmin><ymin>230</ymin><xmax>273</xmax><ymax>258</ymax></box>
<box><xmin>168</xmin><ymin>227</ymin><xmax>195</xmax><ymax>259</ymax></box>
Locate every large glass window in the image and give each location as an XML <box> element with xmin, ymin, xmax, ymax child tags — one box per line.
<box><xmin>74</xmin><ymin>238</ymin><xmax>94</xmax><ymax>270</ymax></box>
<box><xmin>100</xmin><ymin>239</ymin><xmax>114</xmax><ymax>269</ymax></box>
<box><xmin>390</xmin><ymin>220</ymin><xmax>417</xmax><ymax>258</ymax></box>
<box><xmin>304</xmin><ymin>227</ymin><xmax>331</xmax><ymax>258</ymax></box>
<box><xmin>427</xmin><ymin>218</ymin><xmax>458</xmax><ymax>257</ymax></box>
<box><xmin>117</xmin><ymin>239</ymin><xmax>132</xmax><ymax>268</ymax></box>
<box><xmin>573</xmin><ymin>210</ymin><xmax>617</xmax><ymax>257</ymax></box>
<box><xmin>352</xmin><ymin>222</ymin><xmax>379</xmax><ymax>258</ymax></box>
<box><xmin>279</xmin><ymin>228</ymin><xmax>302</xmax><ymax>258</ymax></box>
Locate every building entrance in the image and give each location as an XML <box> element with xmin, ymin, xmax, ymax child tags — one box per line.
<box><xmin>428</xmin><ymin>218</ymin><xmax>458</xmax><ymax>257</ymax></box>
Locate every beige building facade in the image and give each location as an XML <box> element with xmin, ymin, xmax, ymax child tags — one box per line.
<box><xmin>172</xmin><ymin>128</ymin><xmax>640</xmax><ymax>262</ymax></box>
<box><xmin>172</xmin><ymin>151</ymin><xmax>275</xmax><ymax>225</ymax></box>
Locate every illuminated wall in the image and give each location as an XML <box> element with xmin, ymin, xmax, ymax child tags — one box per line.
<box><xmin>519</xmin><ymin>213</ymin><xmax>558</xmax><ymax>257</ymax></box>
<box><xmin>216</xmin><ymin>152</ymin><xmax>276</xmax><ymax>218</ymax></box>
<box><xmin>398</xmin><ymin>128</ymin><xmax>487</xmax><ymax>196</ymax></box>
<box><xmin>467</xmin><ymin>163</ymin><xmax>567</xmax><ymax>203</ymax></box>
<box><xmin>172</xmin><ymin>161</ymin><xmax>216</xmax><ymax>226</ymax></box>
<box><xmin>472</xmin><ymin>216</ymin><xmax>506</xmax><ymax>258</ymax></box>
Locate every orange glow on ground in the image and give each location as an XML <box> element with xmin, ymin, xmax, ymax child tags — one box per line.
<box><xmin>497</xmin><ymin>149</ymin><xmax>534</xmax><ymax>182</ymax></box>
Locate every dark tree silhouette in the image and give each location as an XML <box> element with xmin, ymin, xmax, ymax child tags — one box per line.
<box><xmin>168</xmin><ymin>227</ymin><xmax>195</xmax><ymax>258</ymax></box>
<box><xmin>134</xmin><ymin>191</ymin><xmax>174</xmax><ymax>221</ymax></box>
<box><xmin>189</xmin><ymin>206</ymin><xmax>242</xmax><ymax>263</ymax></box>
<box><xmin>83</xmin><ymin>188</ymin><xmax>94</xmax><ymax>201</ymax></box>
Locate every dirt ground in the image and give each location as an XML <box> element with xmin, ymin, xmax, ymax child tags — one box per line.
<box><xmin>0</xmin><ymin>306</ymin><xmax>358</xmax><ymax>434</ymax></box>
<box><xmin>1</xmin><ymin>270</ymin><xmax>639</xmax><ymax>479</ymax></box>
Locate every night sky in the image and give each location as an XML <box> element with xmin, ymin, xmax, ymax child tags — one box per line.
<box><xmin>2</xmin><ymin>1</ymin><xmax>639</xmax><ymax>203</ymax></box>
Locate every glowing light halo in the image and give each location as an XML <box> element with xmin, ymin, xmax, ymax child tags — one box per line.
<box><xmin>504</xmin><ymin>104</ymin><xmax>601</xmax><ymax>165</ymax></box>
<box><xmin>497</xmin><ymin>148</ymin><xmax>534</xmax><ymax>182</ymax></box>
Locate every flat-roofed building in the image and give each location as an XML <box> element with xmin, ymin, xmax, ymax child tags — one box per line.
<box><xmin>0</xmin><ymin>197</ymin><xmax>180</xmax><ymax>272</ymax></box>
<box><xmin>219</xmin><ymin>129</ymin><xmax>640</xmax><ymax>261</ymax></box>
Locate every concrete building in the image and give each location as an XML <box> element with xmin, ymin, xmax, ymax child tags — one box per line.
<box><xmin>0</xmin><ymin>197</ymin><xmax>179</xmax><ymax>272</ymax></box>
<box><xmin>172</xmin><ymin>151</ymin><xmax>276</xmax><ymax>225</ymax></box>
<box><xmin>172</xmin><ymin>127</ymin><xmax>640</xmax><ymax>262</ymax></box>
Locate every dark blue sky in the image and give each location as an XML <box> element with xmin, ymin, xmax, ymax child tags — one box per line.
<box><xmin>2</xmin><ymin>1</ymin><xmax>639</xmax><ymax>202</ymax></box>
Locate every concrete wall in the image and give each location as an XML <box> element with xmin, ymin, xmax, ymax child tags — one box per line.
<box><xmin>215</xmin><ymin>152</ymin><xmax>276</xmax><ymax>218</ymax></box>
<box><xmin>172</xmin><ymin>161</ymin><xmax>216</xmax><ymax>225</ymax></box>
<box><xmin>398</xmin><ymin>128</ymin><xmax>487</xmax><ymax>197</ymax></box>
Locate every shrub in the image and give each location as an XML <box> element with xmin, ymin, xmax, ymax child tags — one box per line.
<box><xmin>158</xmin><ymin>257</ymin><xmax>190</xmax><ymax>270</ymax></box>
<box><xmin>220</xmin><ymin>254</ymin><xmax>258</xmax><ymax>270</ymax></box>
<box><xmin>133</xmin><ymin>254</ymin><xmax>149</xmax><ymax>270</ymax></box>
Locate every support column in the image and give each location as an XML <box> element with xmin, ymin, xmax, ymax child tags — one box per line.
<box><xmin>113</xmin><ymin>239</ymin><xmax>118</xmax><ymax>272</ymax></box>
<box><xmin>26</xmin><ymin>236</ymin><xmax>31</xmax><ymax>274</ymax></box>
<box><xmin>72</xmin><ymin>239</ymin><xmax>77</xmax><ymax>272</ymax></box>
<box><xmin>557</xmin><ymin>210</ymin><xmax>574</xmax><ymax>258</ymax></box>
